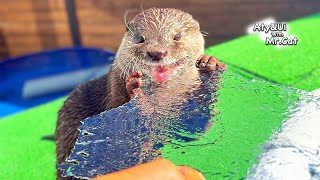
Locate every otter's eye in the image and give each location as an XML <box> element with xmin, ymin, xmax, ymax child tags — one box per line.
<box><xmin>174</xmin><ymin>33</ymin><xmax>181</xmax><ymax>41</ymax></box>
<box><xmin>137</xmin><ymin>36</ymin><xmax>145</xmax><ymax>43</ymax></box>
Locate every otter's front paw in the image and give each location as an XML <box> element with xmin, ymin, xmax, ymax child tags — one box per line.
<box><xmin>196</xmin><ymin>55</ymin><xmax>227</xmax><ymax>72</ymax></box>
<box><xmin>126</xmin><ymin>71</ymin><xmax>143</xmax><ymax>99</ymax></box>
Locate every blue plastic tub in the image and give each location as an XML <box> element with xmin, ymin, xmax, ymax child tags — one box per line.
<box><xmin>0</xmin><ymin>47</ymin><xmax>115</xmax><ymax>118</ymax></box>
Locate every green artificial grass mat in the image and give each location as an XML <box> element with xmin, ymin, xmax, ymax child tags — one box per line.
<box><xmin>205</xmin><ymin>13</ymin><xmax>320</xmax><ymax>91</ymax></box>
<box><xmin>162</xmin><ymin>70</ymin><xmax>300</xmax><ymax>180</ymax></box>
<box><xmin>0</xmin><ymin>98</ymin><xmax>65</xmax><ymax>180</ymax></box>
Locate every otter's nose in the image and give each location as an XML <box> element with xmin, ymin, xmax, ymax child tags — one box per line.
<box><xmin>147</xmin><ymin>48</ymin><xmax>168</xmax><ymax>61</ymax></box>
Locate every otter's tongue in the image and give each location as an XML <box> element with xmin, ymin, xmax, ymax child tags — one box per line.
<box><xmin>153</xmin><ymin>66</ymin><xmax>172</xmax><ymax>83</ymax></box>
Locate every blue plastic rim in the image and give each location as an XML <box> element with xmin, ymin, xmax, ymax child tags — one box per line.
<box><xmin>0</xmin><ymin>46</ymin><xmax>115</xmax><ymax>118</ymax></box>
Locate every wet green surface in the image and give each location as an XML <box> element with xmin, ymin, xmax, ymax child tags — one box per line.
<box><xmin>205</xmin><ymin>13</ymin><xmax>320</xmax><ymax>91</ymax></box>
<box><xmin>162</xmin><ymin>70</ymin><xmax>300</xmax><ymax>180</ymax></box>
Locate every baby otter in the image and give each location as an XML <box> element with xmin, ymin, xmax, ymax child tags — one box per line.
<box><xmin>55</xmin><ymin>8</ymin><xmax>226</xmax><ymax>179</ymax></box>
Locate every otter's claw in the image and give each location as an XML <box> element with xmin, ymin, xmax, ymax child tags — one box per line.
<box><xmin>196</xmin><ymin>55</ymin><xmax>226</xmax><ymax>72</ymax></box>
<box><xmin>126</xmin><ymin>71</ymin><xmax>143</xmax><ymax>99</ymax></box>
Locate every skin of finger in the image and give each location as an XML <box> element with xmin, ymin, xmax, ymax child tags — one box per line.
<box><xmin>126</xmin><ymin>71</ymin><xmax>142</xmax><ymax>82</ymax></box>
<box><xmin>197</xmin><ymin>54</ymin><xmax>205</xmax><ymax>61</ymax></box>
<box><xmin>178</xmin><ymin>166</ymin><xmax>206</xmax><ymax>180</ymax></box>
<box><xmin>126</xmin><ymin>78</ymin><xmax>142</xmax><ymax>91</ymax></box>
<box><xmin>206</xmin><ymin>57</ymin><xmax>218</xmax><ymax>71</ymax></box>
<box><xmin>218</xmin><ymin>62</ymin><xmax>227</xmax><ymax>69</ymax></box>
<box><xmin>91</xmin><ymin>159</ymin><xmax>185</xmax><ymax>180</ymax></box>
<box><xmin>199</xmin><ymin>55</ymin><xmax>210</xmax><ymax>68</ymax></box>
<box><xmin>126</xmin><ymin>78</ymin><xmax>143</xmax><ymax>99</ymax></box>
<box><xmin>131</xmin><ymin>71</ymin><xmax>143</xmax><ymax>78</ymax></box>
<box><xmin>208</xmin><ymin>56</ymin><xmax>218</xmax><ymax>66</ymax></box>
<box><xmin>196</xmin><ymin>54</ymin><xmax>205</xmax><ymax>67</ymax></box>
<box><xmin>216</xmin><ymin>62</ymin><xmax>227</xmax><ymax>72</ymax></box>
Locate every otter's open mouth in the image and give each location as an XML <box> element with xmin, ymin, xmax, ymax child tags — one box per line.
<box><xmin>149</xmin><ymin>58</ymin><xmax>185</xmax><ymax>84</ymax></box>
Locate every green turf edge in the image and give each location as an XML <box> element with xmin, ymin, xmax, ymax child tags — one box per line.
<box><xmin>0</xmin><ymin>98</ymin><xmax>66</xmax><ymax>180</ymax></box>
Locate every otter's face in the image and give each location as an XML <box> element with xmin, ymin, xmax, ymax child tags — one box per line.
<box><xmin>116</xmin><ymin>8</ymin><xmax>204</xmax><ymax>83</ymax></box>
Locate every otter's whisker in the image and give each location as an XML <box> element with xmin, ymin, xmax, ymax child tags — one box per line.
<box><xmin>112</xmin><ymin>59</ymin><xmax>123</xmax><ymax>70</ymax></box>
<box><xmin>201</xmin><ymin>31</ymin><xmax>209</xmax><ymax>35</ymax></box>
<box><xmin>124</xmin><ymin>9</ymin><xmax>135</xmax><ymax>36</ymax></box>
<box><xmin>140</xmin><ymin>3</ymin><xmax>150</xmax><ymax>32</ymax></box>
<box><xmin>122</xmin><ymin>62</ymin><xmax>130</xmax><ymax>78</ymax></box>
<box><xmin>127</xmin><ymin>57</ymin><xmax>138</xmax><ymax>76</ymax></box>
<box><xmin>120</xmin><ymin>57</ymin><xmax>133</xmax><ymax>79</ymax></box>
<box><xmin>201</xmin><ymin>31</ymin><xmax>208</xmax><ymax>37</ymax></box>
<box><xmin>128</xmin><ymin>57</ymin><xmax>137</xmax><ymax>74</ymax></box>
<box><xmin>132</xmin><ymin>56</ymin><xmax>140</xmax><ymax>73</ymax></box>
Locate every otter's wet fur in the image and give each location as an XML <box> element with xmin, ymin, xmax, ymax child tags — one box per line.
<box><xmin>55</xmin><ymin>8</ymin><xmax>224</xmax><ymax>179</ymax></box>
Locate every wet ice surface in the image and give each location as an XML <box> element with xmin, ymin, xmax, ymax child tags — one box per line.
<box><xmin>57</xmin><ymin>70</ymin><xmax>222</xmax><ymax>179</ymax></box>
<box><xmin>246</xmin><ymin>89</ymin><xmax>320</xmax><ymax>180</ymax></box>
<box><xmin>57</xmin><ymin>69</ymin><xmax>320</xmax><ymax>180</ymax></box>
